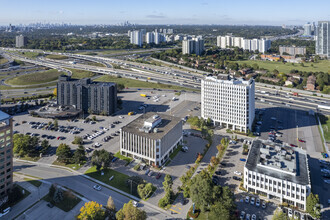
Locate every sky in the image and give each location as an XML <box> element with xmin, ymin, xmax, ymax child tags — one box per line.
<box><xmin>0</xmin><ymin>0</ymin><xmax>329</xmax><ymax>26</ymax></box>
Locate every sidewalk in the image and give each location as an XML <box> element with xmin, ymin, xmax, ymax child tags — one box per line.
<box><xmin>6</xmin><ymin>174</ymin><xmax>50</xmax><ymax>220</ymax></box>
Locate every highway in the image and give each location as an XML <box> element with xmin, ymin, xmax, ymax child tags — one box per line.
<box><xmin>1</xmin><ymin>47</ymin><xmax>329</xmax><ymax>115</ymax></box>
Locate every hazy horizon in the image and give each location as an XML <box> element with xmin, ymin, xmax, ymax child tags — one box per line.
<box><xmin>0</xmin><ymin>0</ymin><xmax>329</xmax><ymax>26</ymax></box>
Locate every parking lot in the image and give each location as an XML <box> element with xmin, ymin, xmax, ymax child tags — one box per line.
<box><xmin>256</xmin><ymin>104</ymin><xmax>323</xmax><ymax>153</ymax></box>
<box><xmin>12</xmin><ymin>89</ymin><xmax>200</xmax><ymax>158</ymax></box>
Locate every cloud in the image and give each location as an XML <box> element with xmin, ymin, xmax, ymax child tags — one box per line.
<box><xmin>146</xmin><ymin>14</ymin><xmax>166</xmax><ymax>19</ymax></box>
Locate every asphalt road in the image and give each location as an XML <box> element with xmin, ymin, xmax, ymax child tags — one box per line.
<box><xmin>13</xmin><ymin>161</ymin><xmax>174</xmax><ymax>220</ymax></box>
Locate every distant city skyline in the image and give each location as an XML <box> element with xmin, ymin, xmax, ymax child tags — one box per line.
<box><xmin>0</xmin><ymin>0</ymin><xmax>329</xmax><ymax>26</ymax></box>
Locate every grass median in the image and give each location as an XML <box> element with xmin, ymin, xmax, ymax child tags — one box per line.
<box><xmin>67</xmin><ymin>68</ymin><xmax>97</xmax><ymax>79</ymax></box>
<box><xmin>85</xmin><ymin>166</ymin><xmax>131</xmax><ymax>194</ymax></box>
<box><xmin>45</xmin><ymin>54</ymin><xmax>68</xmax><ymax>60</ymax></box>
<box><xmin>5</xmin><ymin>69</ymin><xmax>65</xmax><ymax>86</ymax></box>
<box><xmin>23</xmin><ymin>178</ymin><xmax>42</xmax><ymax>187</ymax></box>
<box><xmin>43</xmin><ymin>190</ymin><xmax>81</xmax><ymax>212</ymax></box>
<box><xmin>95</xmin><ymin>75</ymin><xmax>196</xmax><ymax>91</ymax></box>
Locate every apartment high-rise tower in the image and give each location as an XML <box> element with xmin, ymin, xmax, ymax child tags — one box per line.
<box><xmin>316</xmin><ymin>21</ymin><xmax>330</xmax><ymax>57</ymax></box>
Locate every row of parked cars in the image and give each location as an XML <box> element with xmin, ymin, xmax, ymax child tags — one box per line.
<box><xmin>320</xmin><ymin>159</ymin><xmax>330</xmax><ymax>184</ymax></box>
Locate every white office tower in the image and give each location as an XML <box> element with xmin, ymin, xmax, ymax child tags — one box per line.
<box><xmin>182</xmin><ymin>39</ymin><xmax>194</xmax><ymax>54</ymax></box>
<box><xmin>251</xmin><ymin>39</ymin><xmax>259</xmax><ymax>51</ymax></box>
<box><xmin>146</xmin><ymin>32</ymin><xmax>155</xmax><ymax>44</ymax></box>
<box><xmin>303</xmin><ymin>23</ymin><xmax>312</xmax><ymax>36</ymax></box>
<box><xmin>130</xmin><ymin>30</ymin><xmax>142</xmax><ymax>46</ymax></box>
<box><xmin>316</xmin><ymin>21</ymin><xmax>330</xmax><ymax>57</ymax></box>
<box><xmin>201</xmin><ymin>76</ymin><xmax>255</xmax><ymax>133</ymax></box>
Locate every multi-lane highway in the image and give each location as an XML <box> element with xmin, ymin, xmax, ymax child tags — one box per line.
<box><xmin>1</xmin><ymin>47</ymin><xmax>329</xmax><ymax>115</ymax></box>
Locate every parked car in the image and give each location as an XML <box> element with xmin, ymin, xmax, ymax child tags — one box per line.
<box><xmin>112</xmin><ymin>157</ymin><xmax>118</xmax><ymax>163</ymax></box>
<box><xmin>245</xmin><ymin>196</ymin><xmax>250</xmax><ymax>203</ymax></box>
<box><xmin>93</xmin><ymin>185</ymin><xmax>101</xmax><ymax>191</ymax></box>
<box><xmin>133</xmin><ymin>201</ymin><xmax>138</xmax><ymax>207</ymax></box>
<box><xmin>234</xmin><ymin>171</ymin><xmax>242</xmax><ymax>176</ymax></box>
<box><xmin>288</xmin><ymin>209</ymin><xmax>293</xmax><ymax>218</ymax></box>
<box><xmin>156</xmin><ymin>173</ymin><xmax>162</xmax><ymax>179</ymax></box>
<box><xmin>246</xmin><ymin>213</ymin><xmax>251</xmax><ymax>220</ymax></box>
<box><xmin>0</xmin><ymin>207</ymin><xmax>11</xmax><ymax>217</ymax></box>
<box><xmin>145</xmin><ymin>169</ymin><xmax>150</xmax><ymax>175</ymax></box>
<box><xmin>233</xmin><ymin>176</ymin><xmax>241</xmax><ymax>181</ymax></box>
<box><xmin>250</xmin><ymin>197</ymin><xmax>255</xmax><ymax>205</ymax></box>
<box><xmin>298</xmin><ymin>139</ymin><xmax>306</xmax><ymax>143</ymax></box>
<box><xmin>240</xmin><ymin>211</ymin><xmax>245</xmax><ymax>219</ymax></box>
<box><xmin>251</xmin><ymin>214</ymin><xmax>256</xmax><ymax>220</ymax></box>
<box><xmin>256</xmin><ymin>198</ymin><xmax>260</xmax><ymax>207</ymax></box>
<box><xmin>262</xmin><ymin>201</ymin><xmax>267</xmax><ymax>209</ymax></box>
<box><xmin>47</xmin><ymin>203</ymin><xmax>54</xmax><ymax>208</ymax></box>
<box><xmin>240</xmin><ymin>158</ymin><xmax>246</xmax><ymax>162</ymax></box>
<box><xmin>148</xmin><ymin>171</ymin><xmax>154</xmax><ymax>177</ymax></box>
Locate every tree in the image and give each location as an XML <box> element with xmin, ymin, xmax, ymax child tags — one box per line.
<box><xmin>72</xmin><ymin>145</ymin><xmax>86</xmax><ymax>164</ymax></box>
<box><xmin>162</xmin><ymin>174</ymin><xmax>173</xmax><ymax>192</ymax></box>
<box><xmin>78</xmin><ymin>201</ymin><xmax>106</xmax><ymax>220</ymax></box>
<box><xmin>272</xmin><ymin>209</ymin><xmax>288</xmax><ymax>220</ymax></box>
<box><xmin>158</xmin><ymin>190</ymin><xmax>171</xmax><ymax>208</ymax></box>
<box><xmin>106</xmin><ymin>196</ymin><xmax>116</xmax><ymax>219</ymax></box>
<box><xmin>116</xmin><ymin>200</ymin><xmax>147</xmax><ymax>220</ymax></box>
<box><xmin>106</xmin><ymin>196</ymin><xmax>116</xmax><ymax>212</ymax></box>
<box><xmin>209</xmin><ymin>201</ymin><xmax>231</xmax><ymax>220</ymax></box>
<box><xmin>91</xmin><ymin>149</ymin><xmax>113</xmax><ymax>170</ymax></box>
<box><xmin>306</xmin><ymin>192</ymin><xmax>321</xmax><ymax>219</ymax></box>
<box><xmin>13</xmin><ymin>134</ymin><xmax>39</xmax><ymax>157</ymax></box>
<box><xmin>53</xmin><ymin>88</ymin><xmax>57</xmax><ymax>96</ymax></box>
<box><xmin>92</xmin><ymin>116</ymin><xmax>97</xmax><ymax>121</ymax></box>
<box><xmin>56</xmin><ymin>143</ymin><xmax>72</xmax><ymax>163</ymax></box>
<box><xmin>72</xmin><ymin>136</ymin><xmax>83</xmax><ymax>145</ymax></box>
<box><xmin>53</xmin><ymin>187</ymin><xmax>64</xmax><ymax>203</ymax></box>
<box><xmin>210</xmin><ymin>156</ymin><xmax>219</xmax><ymax>166</ymax></box>
<box><xmin>137</xmin><ymin>183</ymin><xmax>154</xmax><ymax>199</ymax></box>
<box><xmin>117</xmin><ymin>83</ymin><xmax>125</xmax><ymax>91</ymax></box>
<box><xmin>190</xmin><ymin>170</ymin><xmax>213</xmax><ymax>212</ymax></box>
<box><xmin>54</xmin><ymin>119</ymin><xmax>58</xmax><ymax>129</ymax></box>
<box><xmin>40</xmin><ymin>139</ymin><xmax>50</xmax><ymax>154</ymax></box>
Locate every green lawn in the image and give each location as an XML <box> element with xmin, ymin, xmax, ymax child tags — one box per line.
<box><xmin>235</xmin><ymin>60</ymin><xmax>330</xmax><ymax>73</ymax></box>
<box><xmin>43</xmin><ymin>190</ymin><xmax>81</xmax><ymax>212</ymax></box>
<box><xmin>24</xmin><ymin>178</ymin><xmax>42</xmax><ymax>187</ymax></box>
<box><xmin>5</xmin><ymin>184</ymin><xmax>31</xmax><ymax>208</ymax></box>
<box><xmin>95</xmin><ymin>75</ymin><xmax>196</xmax><ymax>91</ymax></box>
<box><xmin>6</xmin><ymin>69</ymin><xmax>65</xmax><ymax>86</ymax></box>
<box><xmin>0</xmin><ymin>58</ymin><xmax>8</xmax><ymax>64</ymax></box>
<box><xmin>85</xmin><ymin>166</ymin><xmax>131</xmax><ymax>194</ymax></box>
<box><xmin>114</xmin><ymin>151</ymin><xmax>133</xmax><ymax>165</ymax></box>
<box><xmin>45</xmin><ymin>54</ymin><xmax>68</xmax><ymax>60</ymax></box>
<box><xmin>17</xmin><ymin>51</ymin><xmax>42</xmax><ymax>59</ymax></box>
<box><xmin>84</xmin><ymin>61</ymin><xmax>106</xmax><ymax>67</ymax></box>
<box><xmin>17</xmin><ymin>155</ymin><xmax>40</xmax><ymax>162</ymax></box>
<box><xmin>67</xmin><ymin>68</ymin><xmax>97</xmax><ymax>79</ymax></box>
<box><xmin>52</xmin><ymin>160</ymin><xmax>85</xmax><ymax>170</ymax></box>
<box><xmin>0</xmin><ymin>82</ymin><xmax>56</xmax><ymax>90</ymax></box>
<box><xmin>319</xmin><ymin>114</ymin><xmax>330</xmax><ymax>142</ymax></box>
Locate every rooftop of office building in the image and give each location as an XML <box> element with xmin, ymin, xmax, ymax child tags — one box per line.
<box><xmin>245</xmin><ymin>140</ymin><xmax>310</xmax><ymax>186</ymax></box>
<box><xmin>121</xmin><ymin>112</ymin><xmax>181</xmax><ymax>140</ymax></box>
<box><xmin>58</xmin><ymin>75</ymin><xmax>116</xmax><ymax>87</ymax></box>
<box><xmin>0</xmin><ymin>110</ymin><xmax>10</xmax><ymax>121</ymax></box>
<box><xmin>203</xmin><ymin>75</ymin><xmax>254</xmax><ymax>86</ymax></box>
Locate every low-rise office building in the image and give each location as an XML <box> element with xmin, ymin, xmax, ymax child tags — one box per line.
<box><xmin>0</xmin><ymin>111</ymin><xmax>13</xmax><ymax>206</ymax></box>
<box><xmin>244</xmin><ymin>140</ymin><xmax>311</xmax><ymax>210</ymax></box>
<box><xmin>120</xmin><ymin>113</ymin><xmax>183</xmax><ymax>167</ymax></box>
